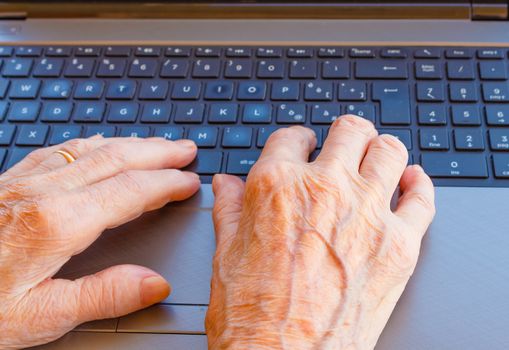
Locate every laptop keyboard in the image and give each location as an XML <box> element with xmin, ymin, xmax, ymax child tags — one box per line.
<box><xmin>0</xmin><ymin>45</ymin><xmax>508</xmax><ymax>186</ymax></box>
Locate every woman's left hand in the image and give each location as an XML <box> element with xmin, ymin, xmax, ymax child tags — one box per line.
<box><xmin>0</xmin><ymin>136</ymin><xmax>200</xmax><ymax>349</ymax></box>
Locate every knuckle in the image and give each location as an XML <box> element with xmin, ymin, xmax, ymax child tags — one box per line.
<box><xmin>372</xmin><ymin>134</ymin><xmax>408</xmax><ymax>162</ymax></box>
<box><xmin>334</xmin><ymin>114</ymin><xmax>376</xmax><ymax>132</ymax></box>
<box><xmin>248</xmin><ymin>160</ymin><xmax>293</xmax><ymax>189</ymax></box>
<box><xmin>62</xmin><ymin>138</ymin><xmax>89</xmax><ymax>156</ymax></box>
<box><xmin>411</xmin><ymin>191</ymin><xmax>436</xmax><ymax>215</ymax></box>
<box><xmin>94</xmin><ymin>143</ymin><xmax>128</xmax><ymax>171</ymax></box>
<box><xmin>114</xmin><ymin>172</ymin><xmax>143</xmax><ymax>196</ymax></box>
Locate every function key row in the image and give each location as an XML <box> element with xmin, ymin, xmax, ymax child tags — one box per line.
<box><xmin>0</xmin><ymin>46</ymin><xmax>507</xmax><ymax>60</ymax></box>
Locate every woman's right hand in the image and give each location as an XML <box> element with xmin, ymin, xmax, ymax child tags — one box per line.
<box><xmin>0</xmin><ymin>136</ymin><xmax>200</xmax><ymax>350</ymax></box>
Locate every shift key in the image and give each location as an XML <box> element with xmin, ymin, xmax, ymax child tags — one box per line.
<box><xmin>421</xmin><ymin>153</ymin><xmax>488</xmax><ymax>178</ymax></box>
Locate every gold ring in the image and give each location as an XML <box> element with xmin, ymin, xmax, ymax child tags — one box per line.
<box><xmin>55</xmin><ymin>150</ymin><xmax>77</xmax><ymax>164</ymax></box>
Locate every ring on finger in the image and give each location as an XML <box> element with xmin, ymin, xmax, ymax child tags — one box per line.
<box><xmin>54</xmin><ymin>149</ymin><xmax>77</xmax><ymax>164</ymax></box>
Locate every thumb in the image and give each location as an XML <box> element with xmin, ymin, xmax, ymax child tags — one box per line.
<box><xmin>21</xmin><ymin>264</ymin><xmax>169</xmax><ymax>344</ymax></box>
<box><xmin>212</xmin><ymin>174</ymin><xmax>245</xmax><ymax>247</ymax></box>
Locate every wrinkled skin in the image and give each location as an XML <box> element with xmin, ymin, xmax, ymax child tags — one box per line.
<box><xmin>208</xmin><ymin>115</ymin><xmax>435</xmax><ymax>349</ymax></box>
<box><xmin>0</xmin><ymin>136</ymin><xmax>201</xmax><ymax>349</ymax></box>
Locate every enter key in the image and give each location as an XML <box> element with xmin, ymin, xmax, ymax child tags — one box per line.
<box><xmin>372</xmin><ymin>82</ymin><xmax>411</xmax><ymax>125</ymax></box>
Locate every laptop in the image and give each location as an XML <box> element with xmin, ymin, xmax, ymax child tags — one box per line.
<box><xmin>0</xmin><ymin>0</ymin><xmax>505</xmax><ymax>349</ymax></box>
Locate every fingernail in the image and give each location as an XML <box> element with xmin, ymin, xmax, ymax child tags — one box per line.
<box><xmin>175</xmin><ymin>139</ymin><xmax>196</xmax><ymax>149</ymax></box>
<box><xmin>140</xmin><ymin>275</ymin><xmax>171</xmax><ymax>306</ymax></box>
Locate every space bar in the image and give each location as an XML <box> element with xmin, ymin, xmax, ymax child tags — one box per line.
<box><xmin>421</xmin><ymin>154</ymin><xmax>488</xmax><ymax>178</ymax></box>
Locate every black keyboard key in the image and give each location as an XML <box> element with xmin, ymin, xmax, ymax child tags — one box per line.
<box><xmin>492</xmin><ymin>154</ymin><xmax>509</xmax><ymax>178</ymax></box>
<box><xmin>485</xmin><ymin>105</ymin><xmax>509</xmax><ymax>126</ymax></box>
<box><xmin>257</xmin><ymin>60</ymin><xmax>285</xmax><ymax>79</ymax></box>
<box><xmin>380</xmin><ymin>129</ymin><xmax>412</xmax><ymax>150</ymax></box>
<box><xmin>186</xmin><ymin>150</ymin><xmax>223</xmax><ymax>175</ymax></box>
<box><xmin>445</xmin><ymin>48</ymin><xmax>473</xmax><ymax>59</ymax></box>
<box><xmin>106</xmin><ymin>80</ymin><xmax>137</xmax><ymax>100</ymax></box>
<box><xmin>140</xmin><ymin>103</ymin><xmax>172</xmax><ymax>123</ymax></box>
<box><xmin>344</xmin><ymin>104</ymin><xmax>375</xmax><ymax>123</ymax></box>
<box><xmin>46</xmin><ymin>47</ymin><xmax>72</xmax><ymax>57</ymax></box>
<box><xmin>134</xmin><ymin>47</ymin><xmax>160</xmax><ymax>57</ymax></box>
<box><xmin>454</xmin><ymin>129</ymin><xmax>484</xmax><ymax>151</ymax></box>
<box><xmin>287</xmin><ymin>48</ymin><xmax>313</xmax><ymax>58</ymax></box>
<box><xmin>414</xmin><ymin>48</ymin><xmax>441</xmax><ymax>58</ymax></box>
<box><xmin>318</xmin><ymin>48</ymin><xmax>344</xmax><ymax>58</ymax></box>
<box><xmin>41</xmin><ymin>80</ymin><xmax>72</xmax><ymax>99</ymax></box>
<box><xmin>41</xmin><ymin>102</ymin><xmax>73</xmax><ymax>122</ymax></box>
<box><xmin>289</xmin><ymin>60</ymin><xmax>317</xmax><ymax>79</ymax></box>
<box><xmin>2</xmin><ymin>58</ymin><xmax>33</xmax><ymax>77</ymax></box>
<box><xmin>304</xmin><ymin>81</ymin><xmax>333</xmax><ymax>101</ymax></box>
<box><xmin>242</xmin><ymin>104</ymin><xmax>272</xmax><ymax>124</ymax></box>
<box><xmin>49</xmin><ymin>125</ymin><xmax>82</xmax><ymax>145</ymax></box>
<box><xmin>237</xmin><ymin>82</ymin><xmax>267</xmax><ymax>100</ymax></box>
<box><xmin>271</xmin><ymin>82</ymin><xmax>300</xmax><ymax>101</ymax></box>
<box><xmin>226</xmin><ymin>48</ymin><xmax>251</xmax><ymax>58</ymax></box>
<box><xmin>416</xmin><ymin>82</ymin><xmax>445</xmax><ymax>102</ymax></box>
<box><xmin>192</xmin><ymin>60</ymin><xmax>220</xmax><ymax>78</ymax></box>
<box><xmin>380</xmin><ymin>48</ymin><xmax>407</xmax><ymax>58</ymax></box>
<box><xmin>33</xmin><ymin>58</ymin><xmax>64</xmax><ymax>77</ymax></box>
<box><xmin>482</xmin><ymin>82</ymin><xmax>509</xmax><ymax>102</ymax></box>
<box><xmin>153</xmin><ymin>127</ymin><xmax>184</xmax><ymax>141</ymax></box>
<box><xmin>479</xmin><ymin>61</ymin><xmax>507</xmax><ymax>80</ymax></box>
<box><xmin>171</xmin><ymin>81</ymin><xmax>201</xmax><ymax>100</ymax></box>
<box><xmin>7</xmin><ymin>102</ymin><xmax>40</xmax><ymax>122</ymax></box>
<box><xmin>489</xmin><ymin>129</ymin><xmax>509</xmax><ymax>151</ymax></box>
<box><xmin>76</xmin><ymin>47</ymin><xmax>101</xmax><ymax>57</ymax></box>
<box><xmin>311</xmin><ymin>104</ymin><xmax>341</xmax><ymax>124</ymax></box>
<box><xmin>84</xmin><ymin>126</ymin><xmax>116</xmax><ymax>138</ymax></box>
<box><xmin>138</xmin><ymin>80</ymin><xmax>169</xmax><ymax>100</ymax></box>
<box><xmin>372</xmin><ymin>82</ymin><xmax>411</xmax><ymax>125</ymax></box>
<box><xmin>447</xmin><ymin>61</ymin><xmax>475</xmax><ymax>80</ymax></box>
<box><xmin>204</xmin><ymin>81</ymin><xmax>234</xmax><ymax>100</ymax></box>
<box><xmin>276</xmin><ymin>103</ymin><xmax>306</xmax><ymax>124</ymax></box>
<box><xmin>16</xmin><ymin>125</ymin><xmax>49</xmax><ymax>146</ymax></box>
<box><xmin>257</xmin><ymin>48</ymin><xmax>283</xmax><ymax>58</ymax></box>
<box><xmin>224</xmin><ymin>59</ymin><xmax>252</xmax><ymax>79</ymax></box>
<box><xmin>174</xmin><ymin>103</ymin><xmax>205</xmax><ymax>123</ymax></box>
<box><xmin>355</xmin><ymin>60</ymin><xmax>408</xmax><ymax>79</ymax></box>
<box><xmin>349</xmin><ymin>48</ymin><xmax>375</xmax><ymax>58</ymax></box>
<box><xmin>422</xmin><ymin>153</ymin><xmax>487</xmax><ymax>178</ymax></box>
<box><xmin>257</xmin><ymin>126</ymin><xmax>278</xmax><ymax>147</ymax></box>
<box><xmin>0</xmin><ymin>47</ymin><xmax>13</xmax><ymax>57</ymax></box>
<box><xmin>195</xmin><ymin>48</ymin><xmax>221</xmax><ymax>57</ymax></box>
<box><xmin>0</xmin><ymin>79</ymin><xmax>9</xmax><ymax>98</ymax></box>
<box><xmin>0</xmin><ymin>125</ymin><xmax>16</xmax><ymax>145</ymax></box>
<box><xmin>322</xmin><ymin>60</ymin><xmax>350</xmax><ymax>79</ymax></box>
<box><xmin>209</xmin><ymin>103</ymin><xmax>238</xmax><ymax>123</ymax></box>
<box><xmin>64</xmin><ymin>58</ymin><xmax>95</xmax><ymax>77</ymax></box>
<box><xmin>188</xmin><ymin>127</ymin><xmax>218</xmax><ymax>148</ymax></box>
<box><xmin>418</xmin><ymin>104</ymin><xmax>447</xmax><ymax>125</ymax></box>
<box><xmin>415</xmin><ymin>61</ymin><xmax>443</xmax><ymax>80</ymax></box>
<box><xmin>128</xmin><ymin>58</ymin><xmax>158</xmax><ymax>78</ymax></box>
<box><xmin>222</xmin><ymin>127</ymin><xmax>252</xmax><ymax>148</ymax></box>
<box><xmin>449</xmin><ymin>82</ymin><xmax>478</xmax><ymax>102</ymax></box>
<box><xmin>5</xmin><ymin>148</ymin><xmax>35</xmax><ymax>169</ymax></box>
<box><xmin>16</xmin><ymin>47</ymin><xmax>42</xmax><ymax>57</ymax></box>
<box><xmin>9</xmin><ymin>79</ymin><xmax>41</xmax><ymax>99</ymax></box>
<box><xmin>73</xmin><ymin>102</ymin><xmax>106</xmax><ymax>123</ymax></box>
<box><xmin>160</xmin><ymin>59</ymin><xmax>189</xmax><ymax>78</ymax></box>
<box><xmin>227</xmin><ymin>151</ymin><xmax>260</xmax><ymax>175</ymax></box>
<box><xmin>451</xmin><ymin>105</ymin><xmax>481</xmax><ymax>126</ymax></box>
<box><xmin>96</xmin><ymin>58</ymin><xmax>127</xmax><ymax>77</ymax></box>
<box><xmin>478</xmin><ymin>49</ymin><xmax>504</xmax><ymax>59</ymax></box>
<box><xmin>419</xmin><ymin>129</ymin><xmax>449</xmax><ymax>150</ymax></box>
<box><xmin>107</xmin><ymin>102</ymin><xmax>139</xmax><ymax>123</ymax></box>
<box><xmin>105</xmin><ymin>46</ymin><xmax>131</xmax><ymax>57</ymax></box>
<box><xmin>338</xmin><ymin>82</ymin><xmax>367</xmax><ymax>101</ymax></box>
<box><xmin>74</xmin><ymin>81</ymin><xmax>105</xmax><ymax>100</ymax></box>
<box><xmin>119</xmin><ymin>127</ymin><xmax>150</xmax><ymax>138</ymax></box>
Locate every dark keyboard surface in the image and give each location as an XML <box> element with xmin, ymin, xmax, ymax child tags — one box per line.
<box><xmin>0</xmin><ymin>45</ymin><xmax>508</xmax><ymax>186</ymax></box>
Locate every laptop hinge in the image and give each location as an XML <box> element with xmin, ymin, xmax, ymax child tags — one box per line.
<box><xmin>0</xmin><ymin>12</ymin><xmax>27</xmax><ymax>20</ymax></box>
<box><xmin>471</xmin><ymin>1</ymin><xmax>508</xmax><ymax>20</ymax></box>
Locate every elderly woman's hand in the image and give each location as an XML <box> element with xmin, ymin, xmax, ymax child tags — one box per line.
<box><xmin>207</xmin><ymin>115</ymin><xmax>435</xmax><ymax>349</ymax></box>
<box><xmin>0</xmin><ymin>136</ymin><xmax>200</xmax><ymax>349</ymax></box>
